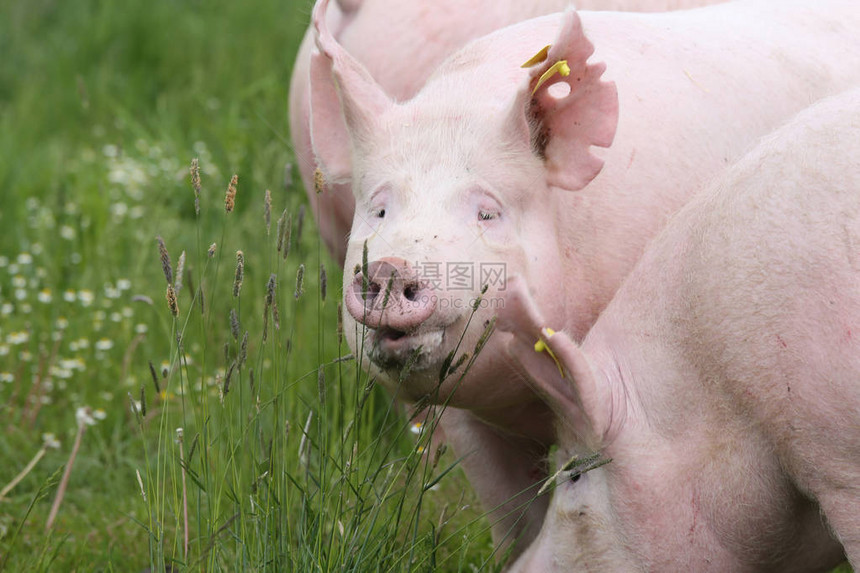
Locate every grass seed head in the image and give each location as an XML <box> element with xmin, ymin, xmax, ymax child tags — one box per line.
<box><xmin>129</xmin><ymin>392</ymin><xmax>141</xmax><ymax>425</ymax></box>
<box><xmin>229</xmin><ymin>309</ymin><xmax>240</xmax><ymax>341</ymax></box>
<box><xmin>276</xmin><ymin>209</ymin><xmax>287</xmax><ymax>253</ymax></box>
<box><xmin>471</xmin><ymin>292</ymin><xmax>484</xmax><ymax>312</ymax></box>
<box><xmin>190</xmin><ymin>158</ymin><xmax>201</xmax><ymax>215</ymax></box>
<box><xmin>448</xmin><ymin>352</ymin><xmax>470</xmax><ymax>377</ymax></box>
<box><xmin>233</xmin><ymin>251</ymin><xmax>244</xmax><ymax>298</ymax></box>
<box><xmin>139</xmin><ymin>384</ymin><xmax>147</xmax><ymax>417</ymax></box>
<box><xmin>265</xmin><ymin>273</ymin><xmax>276</xmax><ymax>307</ymax></box>
<box><xmin>225</xmin><ymin>174</ymin><xmax>238</xmax><ymax>214</ymax></box>
<box><xmin>433</xmin><ymin>444</ymin><xmax>448</xmax><ymax>470</ymax></box>
<box><xmin>208</xmin><ymin>242</ymin><xmax>216</xmax><ymax>258</ymax></box>
<box><xmin>272</xmin><ymin>300</ymin><xmax>280</xmax><ymax>331</ymax></box>
<box><xmin>166</xmin><ymin>285</ymin><xmax>179</xmax><ymax>317</ymax></box>
<box><xmin>148</xmin><ymin>360</ymin><xmax>160</xmax><ymax>394</ymax></box>
<box><xmin>382</xmin><ymin>272</ymin><xmax>394</xmax><ymax>310</ymax></box>
<box><xmin>157</xmin><ymin>236</ymin><xmax>173</xmax><ymax>286</ymax></box>
<box><xmin>223</xmin><ymin>361</ymin><xmax>236</xmax><ymax>396</ymax></box>
<box><xmin>439</xmin><ymin>349</ymin><xmax>456</xmax><ymax>384</ymax></box>
<box><xmin>239</xmin><ymin>331</ymin><xmax>249</xmax><ymax>368</ymax></box>
<box><xmin>294</xmin><ymin>264</ymin><xmax>304</xmax><ymax>300</ymax></box>
<box><xmin>188</xmin><ymin>433</ymin><xmax>199</xmax><ymax>464</ymax></box>
<box><xmin>176</xmin><ymin>250</ymin><xmax>186</xmax><ymax>293</ymax></box>
<box><xmin>136</xmin><ymin>469</ymin><xmax>146</xmax><ymax>501</ymax></box>
<box><xmin>319</xmin><ymin>263</ymin><xmax>327</xmax><ymax>302</ymax></box>
<box><xmin>473</xmin><ymin>316</ymin><xmax>495</xmax><ymax>356</ymax></box>
<box><xmin>399</xmin><ymin>346</ymin><xmax>423</xmax><ymax>383</ymax></box>
<box><xmin>264</xmin><ymin>189</ymin><xmax>272</xmax><ymax>233</ymax></box>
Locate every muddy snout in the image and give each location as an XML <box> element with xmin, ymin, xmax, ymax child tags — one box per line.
<box><xmin>346</xmin><ymin>257</ymin><xmax>437</xmax><ymax>331</ymax></box>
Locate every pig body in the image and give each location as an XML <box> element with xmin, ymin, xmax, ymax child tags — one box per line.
<box><xmin>310</xmin><ymin>0</ymin><xmax>860</xmax><ymax>553</ymax></box>
<box><xmin>502</xmin><ymin>88</ymin><xmax>860</xmax><ymax>571</ymax></box>
<box><xmin>289</xmin><ymin>0</ymin><xmax>726</xmax><ymax>265</ymax></box>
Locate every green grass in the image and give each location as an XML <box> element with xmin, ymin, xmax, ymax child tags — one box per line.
<box><xmin>0</xmin><ymin>0</ymin><xmax>496</xmax><ymax>570</ymax></box>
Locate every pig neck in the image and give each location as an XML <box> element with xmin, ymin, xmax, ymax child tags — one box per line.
<box><xmin>575</xmin><ymin>318</ymin><xmax>747</xmax><ymax>567</ymax></box>
<box><xmin>468</xmin><ymin>390</ymin><xmax>557</xmax><ymax>446</ymax></box>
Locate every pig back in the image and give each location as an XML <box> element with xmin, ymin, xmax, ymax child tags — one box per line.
<box><xmin>679</xmin><ymin>89</ymin><xmax>860</xmax><ymax>387</ymax></box>
<box><xmin>665</xmin><ymin>89</ymin><xmax>860</xmax><ymax>503</ymax></box>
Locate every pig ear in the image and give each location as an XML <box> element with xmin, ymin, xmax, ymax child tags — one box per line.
<box><xmin>309</xmin><ymin>0</ymin><xmax>393</xmax><ymax>184</ymax></box>
<box><xmin>498</xmin><ymin>277</ymin><xmax>612</xmax><ymax>445</ymax></box>
<box><xmin>512</xmin><ymin>9</ymin><xmax>619</xmax><ymax>192</ymax></box>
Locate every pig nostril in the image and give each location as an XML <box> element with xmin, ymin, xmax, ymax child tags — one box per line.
<box><xmin>367</xmin><ymin>282</ymin><xmax>380</xmax><ymax>301</ymax></box>
<box><xmin>359</xmin><ymin>279</ymin><xmax>381</xmax><ymax>303</ymax></box>
<box><xmin>403</xmin><ymin>283</ymin><xmax>420</xmax><ymax>302</ymax></box>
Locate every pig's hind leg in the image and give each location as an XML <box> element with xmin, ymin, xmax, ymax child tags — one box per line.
<box><xmin>764</xmin><ymin>369</ymin><xmax>860</xmax><ymax>568</ymax></box>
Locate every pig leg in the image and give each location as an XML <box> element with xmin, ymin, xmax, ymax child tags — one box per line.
<box><xmin>438</xmin><ymin>407</ymin><xmax>550</xmax><ymax>558</ymax></box>
<box><xmin>774</xmin><ymin>409</ymin><xmax>860</xmax><ymax>567</ymax></box>
<box><xmin>815</xmin><ymin>491</ymin><xmax>860</xmax><ymax>568</ymax></box>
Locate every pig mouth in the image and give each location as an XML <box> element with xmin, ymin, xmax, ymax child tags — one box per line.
<box><xmin>366</xmin><ymin>325</ymin><xmax>448</xmax><ymax>372</ymax></box>
<box><xmin>377</xmin><ymin>327</ymin><xmax>408</xmax><ymax>343</ymax></box>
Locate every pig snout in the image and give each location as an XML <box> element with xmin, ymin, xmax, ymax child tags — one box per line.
<box><xmin>346</xmin><ymin>257</ymin><xmax>436</xmax><ymax>332</ymax></box>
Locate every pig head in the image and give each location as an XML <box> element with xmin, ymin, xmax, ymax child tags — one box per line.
<box><xmin>501</xmin><ymin>88</ymin><xmax>860</xmax><ymax>571</ymax></box>
<box><xmin>312</xmin><ymin>0</ymin><xmax>617</xmax><ymax>406</ymax></box>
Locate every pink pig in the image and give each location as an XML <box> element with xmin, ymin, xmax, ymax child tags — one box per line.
<box><xmin>288</xmin><ymin>0</ymin><xmax>725</xmax><ymax>265</ymax></box>
<box><xmin>309</xmin><ymin>0</ymin><xmax>860</xmax><ymax>556</ymax></box>
<box><xmin>500</xmin><ymin>87</ymin><xmax>860</xmax><ymax>572</ymax></box>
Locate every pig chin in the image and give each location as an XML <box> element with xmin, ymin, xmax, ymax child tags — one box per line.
<box><xmin>366</xmin><ymin>326</ymin><xmax>447</xmax><ymax>372</ymax></box>
<box><xmin>360</xmin><ymin>312</ymin><xmax>471</xmax><ymax>391</ymax></box>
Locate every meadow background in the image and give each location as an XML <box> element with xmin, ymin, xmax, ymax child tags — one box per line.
<box><xmin>0</xmin><ymin>0</ymin><xmax>499</xmax><ymax>570</ymax></box>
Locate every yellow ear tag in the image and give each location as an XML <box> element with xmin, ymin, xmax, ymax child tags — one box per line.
<box><xmin>522</xmin><ymin>45</ymin><xmax>551</xmax><ymax>68</ymax></box>
<box><xmin>532</xmin><ymin>60</ymin><xmax>570</xmax><ymax>95</ymax></box>
<box><xmin>534</xmin><ymin>327</ymin><xmax>565</xmax><ymax>376</ymax></box>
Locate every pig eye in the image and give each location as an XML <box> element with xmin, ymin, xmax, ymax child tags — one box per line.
<box><xmin>569</xmin><ymin>472</ymin><xmax>582</xmax><ymax>484</ymax></box>
<box><xmin>478</xmin><ymin>209</ymin><xmax>499</xmax><ymax>221</ymax></box>
<box><xmin>373</xmin><ymin>207</ymin><xmax>386</xmax><ymax>219</ymax></box>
